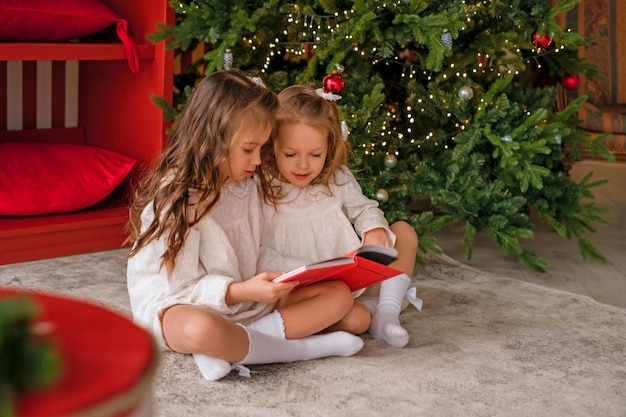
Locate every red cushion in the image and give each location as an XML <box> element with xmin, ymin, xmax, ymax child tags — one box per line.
<box><xmin>0</xmin><ymin>142</ymin><xmax>136</xmax><ymax>216</ymax></box>
<box><xmin>0</xmin><ymin>0</ymin><xmax>139</xmax><ymax>72</ymax></box>
<box><xmin>0</xmin><ymin>288</ymin><xmax>155</xmax><ymax>417</ymax></box>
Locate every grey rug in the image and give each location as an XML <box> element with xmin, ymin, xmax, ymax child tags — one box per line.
<box><xmin>1</xmin><ymin>249</ymin><xmax>625</xmax><ymax>417</ymax></box>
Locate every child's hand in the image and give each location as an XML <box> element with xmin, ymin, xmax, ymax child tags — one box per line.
<box><xmin>226</xmin><ymin>272</ymin><xmax>299</xmax><ymax>305</ymax></box>
<box><xmin>362</xmin><ymin>228</ymin><xmax>391</xmax><ymax>247</ymax></box>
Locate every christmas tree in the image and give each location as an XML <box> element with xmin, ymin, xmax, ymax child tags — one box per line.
<box><xmin>149</xmin><ymin>0</ymin><xmax>614</xmax><ymax>271</ymax></box>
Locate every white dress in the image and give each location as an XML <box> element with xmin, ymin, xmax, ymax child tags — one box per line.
<box><xmin>258</xmin><ymin>167</ymin><xmax>396</xmax><ymax>280</ymax></box>
<box><xmin>127</xmin><ymin>178</ymin><xmax>274</xmax><ymax>350</ymax></box>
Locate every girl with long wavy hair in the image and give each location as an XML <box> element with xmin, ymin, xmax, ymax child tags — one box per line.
<box><xmin>126</xmin><ymin>70</ymin><xmax>364</xmax><ymax>381</ymax></box>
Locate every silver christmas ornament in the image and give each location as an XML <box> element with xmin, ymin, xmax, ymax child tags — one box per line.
<box><xmin>223</xmin><ymin>49</ymin><xmax>233</xmax><ymax>70</ymax></box>
<box><xmin>554</xmin><ymin>134</ymin><xmax>562</xmax><ymax>145</ymax></box>
<box><xmin>383</xmin><ymin>154</ymin><xmax>398</xmax><ymax>169</ymax></box>
<box><xmin>457</xmin><ymin>86</ymin><xmax>473</xmax><ymax>101</ymax></box>
<box><xmin>375</xmin><ymin>189</ymin><xmax>389</xmax><ymax>203</ymax></box>
<box><xmin>441</xmin><ymin>29</ymin><xmax>453</xmax><ymax>50</ymax></box>
<box><xmin>341</xmin><ymin>120</ymin><xmax>350</xmax><ymax>140</ymax></box>
<box><xmin>501</xmin><ymin>134</ymin><xmax>513</xmax><ymax>142</ymax></box>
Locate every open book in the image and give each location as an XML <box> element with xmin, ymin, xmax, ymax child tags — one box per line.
<box><xmin>273</xmin><ymin>245</ymin><xmax>402</xmax><ymax>292</ymax></box>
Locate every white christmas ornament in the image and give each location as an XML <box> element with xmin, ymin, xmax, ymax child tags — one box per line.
<box><xmin>223</xmin><ymin>49</ymin><xmax>233</xmax><ymax>70</ymax></box>
<box><xmin>501</xmin><ymin>134</ymin><xmax>513</xmax><ymax>142</ymax></box>
<box><xmin>341</xmin><ymin>121</ymin><xmax>350</xmax><ymax>140</ymax></box>
<box><xmin>384</xmin><ymin>154</ymin><xmax>398</xmax><ymax>169</ymax></box>
<box><xmin>441</xmin><ymin>29</ymin><xmax>453</xmax><ymax>50</ymax></box>
<box><xmin>375</xmin><ymin>189</ymin><xmax>389</xmax><ymax>203</ymax></box>
<box><xmin>457</xmin><ymin>86</ymin><xmax>473</xmax><ymax>101</ymax></box>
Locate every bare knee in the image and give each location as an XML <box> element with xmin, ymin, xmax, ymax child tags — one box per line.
<box><xmin>391</xmin><ymin>221</ymin><xmax>418</xmax><ymax>249</ymax></box>
<box><xmin>389</xmin><ymin>221</ymin><xmax>419</xmax><ymax>276</ymax></box>
<box><xmin>344</xmin><ymin>301</ymin><xmax>372</xmax><ymax>334</ymax></box>
<box><xmin>329</xmin><ymin>300</ymin><xmax>371</xmax><ymax>334</ymax></box>
<box><xmin>303</xmin><ymin>280</ymin><xmax>357</xmax><ymax>324</ymax></box>
<box><xmin>162</xmin><ymin>305</ymin><xmax>227</xmax><ymax>354</ymax></box>
<box><xmin>315</xmin><ymin>279</ymin><xmax>354</xmax><ymax>303</ymax></box>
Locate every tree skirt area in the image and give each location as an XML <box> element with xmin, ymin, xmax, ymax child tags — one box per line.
<box><xmin>1</xmin><ymin>249</ymin><xmax>624</xmax><ymax>417</ymax></box>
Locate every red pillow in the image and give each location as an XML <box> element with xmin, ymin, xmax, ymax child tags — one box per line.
<box><xmin>0</xmin><ymin>0</ymin><xmax>138</xmax><ymax>73</ymax></box>
<box><xmin>0</xmin><ymin>142</ymin><xmax>136</xmax><ymax>216</ymax></box>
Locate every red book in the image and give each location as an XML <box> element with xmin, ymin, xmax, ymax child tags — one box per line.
<box><xmin>273</xmin><ymin>245</ymin><xmax>402</xmax><ymax>292</ymax></box>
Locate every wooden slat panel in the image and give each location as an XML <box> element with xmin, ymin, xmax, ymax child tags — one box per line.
<box><xmin>64</xmin><ymin>61</ymin><xmax>78</xmax><ymax>127</ymax></box>
<box><xmin>36</xmin><ymin>60</ymin><xmax>52</xmax><ymax>129</ymax></box>
<box><xmin>52</xmin><ymin>61</ymin><xmax>66</xmax><ymax>128</ymax></box>
<box><xmin>2</xmin><ymin>61</ymin><xmax>78</xmax><ymax>132</ymax></box>
<box><xmin>6</xmin><ymin>61</ymin><xmax>22</xmax><ymax>130</ymax></box>
<box><xmin>21</xmin><ymin>61</ymin><xmax>37</xmax><ymax>129</ymax></box>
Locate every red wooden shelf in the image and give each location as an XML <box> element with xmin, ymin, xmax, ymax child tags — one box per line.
<box><xmin>0</xmin><ymin>42</ymin><xmax>155</xmax><ymax>61</ymax></box>
<box><xmin>0</xmin><ymin>0</ymin><xmax>174</xmax><ymax>265</ymax></box>
<box><xmin>0</xmin><ymin>199</ymin><xmax>131</xmax><ymax>265</ymax></box>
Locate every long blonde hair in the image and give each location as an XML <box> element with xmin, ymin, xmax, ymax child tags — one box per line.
<box><xmin>260</xmin><ymin>84</ymin><xmax>351</xmax><ymax>203</ymax></box>
<box><xmin>127</xmin><ymin>69</ymin><xmax>278</xmax><ymax>272</ymax></box>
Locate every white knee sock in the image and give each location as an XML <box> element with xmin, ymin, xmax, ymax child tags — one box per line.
<box><xmin>193</xmin><ymin>310</ymin><xmax>353</xmax><ymax>381</ymax></box>
<box><xmin>360</xmin><ymin>289</ymin><xmax>422</xmax><ymax>314</ymax></box>
<box><xmin>193</xmin><ymin>311</ymin><xmax>287</xmax><ymax>381</ymax></box>
<box><xmin>358</xmin><ymin>296</ymin><xmax>379</xmax><ymax>315</ymax></box>
<box><xmin>238</xmin><ymin>325</ymin><xmax>364</xmax><ymax>365</ymax></box>
<box><xmin>369</xmin><ymin>273</ymin><xmax>411</xmax><ymax>347</ymax></box>
<box><xmin>245</xmin><ymin>311</ymin><xmax>286</xmax><ymax>338</ymax></box>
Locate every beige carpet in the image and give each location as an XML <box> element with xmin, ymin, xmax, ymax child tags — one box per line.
<box><xmin>1</xmin><ymin>249</ymin><xmax>625</xmax><ymax>417</ymax></box>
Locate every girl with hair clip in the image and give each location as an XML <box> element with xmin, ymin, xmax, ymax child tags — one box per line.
<box><xmin>258</xmin><ymin>84</ymin><xmax>421</xmax><ymax>348</ymax></box>
<box><xmin>126</xmin><ymin>70</ymin><xmax>364</xmax><ymax>382</ymax></box>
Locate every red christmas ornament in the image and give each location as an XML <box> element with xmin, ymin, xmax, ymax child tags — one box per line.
<box><xmin>561</xmin><ymin>74</ymin><xmax>580</xmax><ymax>90</ymax></box>
<box><xmin>323</xmin><ymin>72</ymin><xmax>345</xmax><ymax>94</ymax></box>
<box><xmin>531</xmin><ymin>32</ymin><xmax>553</xmax><ymax>48</ymax></box>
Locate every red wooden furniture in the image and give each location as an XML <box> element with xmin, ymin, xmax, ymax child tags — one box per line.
<box><xmin>0</xmin><ymin>287</ymin><xmax>158</xmax><ymax>417</ymax></box>
<box><xmin>0</xmin><ymin>0</ymin><xmax>174</xmax><ymax>264</ymax></box>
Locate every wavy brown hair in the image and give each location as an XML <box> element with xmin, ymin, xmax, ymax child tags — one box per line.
<box><xmin>127</xmin><ymin>69</ymin><xmax>278</xmax><ymax>272</ymax></box>
<box><xmin>259</xmin><ymin>84</ymin><xmax>351</xmax><ymax>204</ymax></box>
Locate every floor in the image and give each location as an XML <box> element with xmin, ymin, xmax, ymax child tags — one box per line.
<box><xmin>433</xmin><ymin>158</ymin><xmax>626</xmax><ymax>309</ymax></box>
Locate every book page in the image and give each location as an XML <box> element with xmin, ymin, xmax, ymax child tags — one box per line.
<box><xmin>274</xmin><ymin>257</ymin><xmax>354</xmax><ymax>282</ymax></box>
<box><xmin>354</xmin><ymin>245</ymin><xmax>398</xmax><ymax>265</ymax></box>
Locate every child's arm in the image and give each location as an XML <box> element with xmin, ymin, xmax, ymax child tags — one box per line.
<box><xmin>335</xmin><ymin>168</ymin><xmax>396</xmax><ymax>246</ymax></box>
<box><xmin>362</xmin><ymin>227</ymin><xmax>391</xmax><ymax>247</ymax></box>
<box><xmin>225</xmin><ymin>272</ymin><xmax>298</xmax><ymax>305</ymax></box>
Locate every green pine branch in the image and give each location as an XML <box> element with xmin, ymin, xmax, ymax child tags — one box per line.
<box><xmin>149</xmin><ymin>0</ymin><xmax>613</xmax><ymax>271</ymax></box>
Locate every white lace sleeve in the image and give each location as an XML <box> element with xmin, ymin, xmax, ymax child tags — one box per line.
<box><xmin>334</xmin><ymin>167</ymin><xmax>396</xmax><ymax>246</ymax></box>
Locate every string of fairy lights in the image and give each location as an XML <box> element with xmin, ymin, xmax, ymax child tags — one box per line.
<box><xmin>250</xmin><ymin>1</ymin><xmax>573</xmax><ymax>161</ymax></box>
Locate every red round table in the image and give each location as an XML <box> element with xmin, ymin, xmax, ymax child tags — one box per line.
<box><xmin>0</xmin><ymin>287</ymin><xmax>158</xmax><ymax>417</ymax></box>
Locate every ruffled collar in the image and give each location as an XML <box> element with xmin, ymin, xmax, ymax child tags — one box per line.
<box><xmin>187</xmin><ymin>178</ymin><xmax>251</xmax><ymax>205</ymax></box>
<box><xmin>224</xmin><ymin>178</ymin><xmax>250</xmax><ymax>197</ymax></box>
<box><xmin>269</xmin><ymin>178</ymin><xmax>331</xmax><ymax>203</ymax></box>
